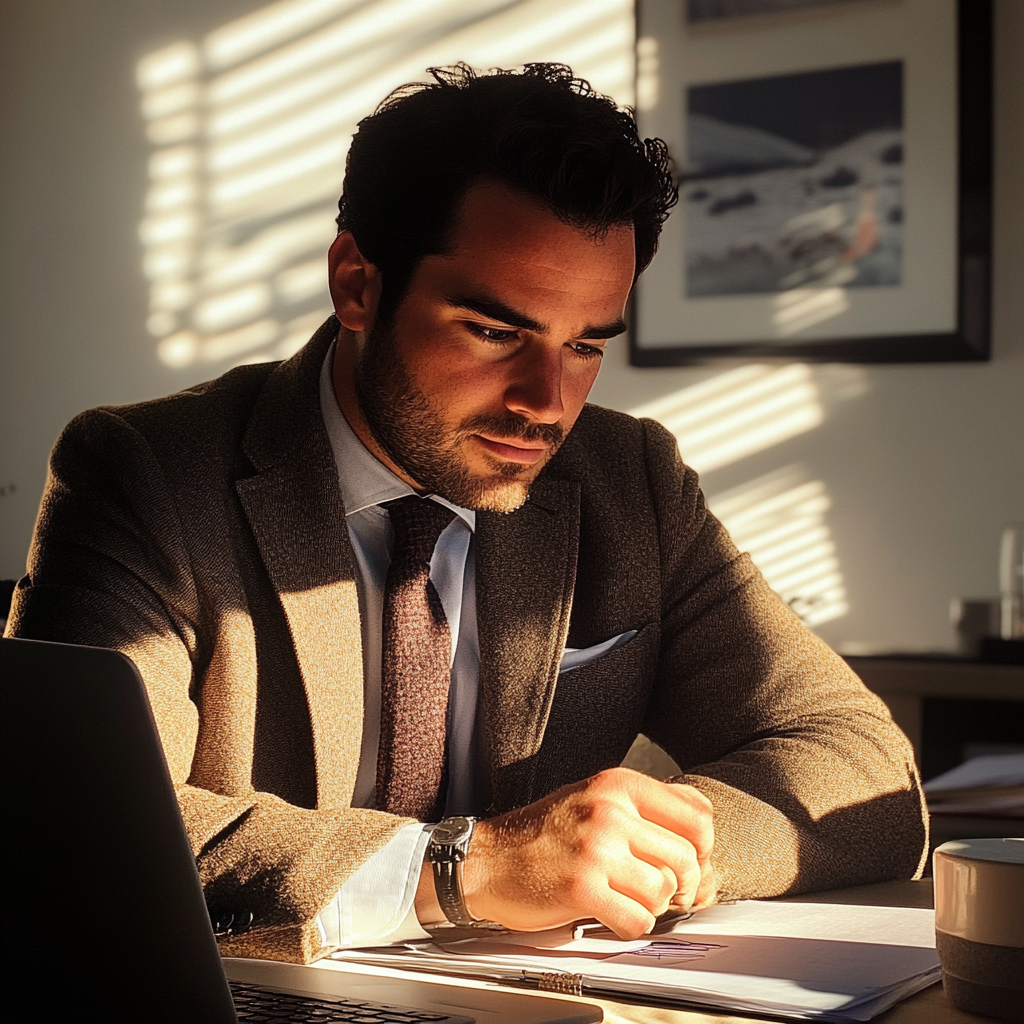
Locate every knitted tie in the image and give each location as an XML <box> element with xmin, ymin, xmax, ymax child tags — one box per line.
<box><xmin>376</xmin><ymin>496</ymin><xmax>457</xmax><ymax>819</ymax></box>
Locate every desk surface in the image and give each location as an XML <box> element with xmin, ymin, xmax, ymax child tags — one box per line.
<box><xmin>845</xmin><ymin>657</ymin><xmax>1024</xmax><ymax>700</ymax></box>
<box><xmin>307</xmin><ymin>879</ymin><xmax>994</xmax><ymax>1024</ymax></box>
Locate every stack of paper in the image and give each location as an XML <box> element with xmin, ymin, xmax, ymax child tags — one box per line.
<box><xmin>924</xmin><ymin>753</ymin><xmax>1024</xmax><ymax>817</ymax></box>
<box><xmin>332</xmin><ymin>900</ymin><xmax>941</xmax><ymax>1022</ymax></box>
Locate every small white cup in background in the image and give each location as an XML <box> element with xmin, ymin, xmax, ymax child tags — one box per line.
<box><xmin>933</xmin><ymin>838</ymin><xmax>1024</xmax><ymax>1021</ymax></box>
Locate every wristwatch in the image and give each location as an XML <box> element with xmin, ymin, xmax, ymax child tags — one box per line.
<box><xmin>427</xmin><ymin>816</ymin><xmax>485</xmax><ymax>927</ymax></box>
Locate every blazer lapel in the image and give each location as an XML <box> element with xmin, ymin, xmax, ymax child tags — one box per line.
<box><xmin>475</xmin><ymin>478</ymin><xmax>580</xmax><ymax>812</ymax></box>
<box><xmin>236</xmin><ymin>321</ymin><xmax>364</xmax><ymax>810</ymax></box>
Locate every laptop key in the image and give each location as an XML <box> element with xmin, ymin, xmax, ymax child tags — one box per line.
<box><xmin>228</xmin><ymin>981</ymin><xmax>473</xmax><ymax>1024</ymax></box>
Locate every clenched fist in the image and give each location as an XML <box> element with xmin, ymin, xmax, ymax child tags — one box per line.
<box><xmin>417</xmin><ymin>767</ymin><xmax>715</xmax><ymax>939</ymax></box>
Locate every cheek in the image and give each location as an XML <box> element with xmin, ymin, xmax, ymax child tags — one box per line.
<box><xmin>561</xmin><ymin>360</ymin><xmax>602</xmax><ymax>416</ymax></box>
<box><xmin>414</xmin><ymin>353</ymin><xmax>510</xmax><ymax>414</ymax></box>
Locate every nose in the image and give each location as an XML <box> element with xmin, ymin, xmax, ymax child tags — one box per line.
<box><xmin>503</xmin><ymin>343</ymin><xmax>564</xmax><ymax>424</ymax></box>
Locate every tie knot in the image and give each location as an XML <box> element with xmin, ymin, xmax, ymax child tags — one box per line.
<box><xmin>386</xmin><ymin>496</ymin><xmax>457</xmax><ymax>566</ymax></box>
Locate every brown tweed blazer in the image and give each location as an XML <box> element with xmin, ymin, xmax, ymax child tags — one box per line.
<box><xmin>8</xmin><ymin>319</ymin><xmax>927</xmax><ymax>964</ymax></box>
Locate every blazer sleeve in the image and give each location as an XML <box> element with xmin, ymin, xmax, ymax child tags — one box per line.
<box><xmin>6</xmin><ymin>409</ymin><xmax>411</xmax><ymax>963</ymax></box>
<box><xmin>637</xmin><ymin>418</ymin><xmax>928</xmax><ymax>900</ymax></box>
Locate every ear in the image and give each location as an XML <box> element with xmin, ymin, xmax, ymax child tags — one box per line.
<box><xmin>328</xmin><ymin>231</ymin><xmax>381</xmax><ymax>332</ymax></box>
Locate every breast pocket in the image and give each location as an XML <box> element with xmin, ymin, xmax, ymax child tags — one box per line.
<box><xmin>559</xmin><ymin>628</ymin><xmax>638</xmax><ymax>674</ymax></box>
<box><xmin>534</xmin><ymin>622</ymin><xmax>660</xmax><ymax>795</ymax></box>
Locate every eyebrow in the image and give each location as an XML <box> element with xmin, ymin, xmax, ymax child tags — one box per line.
<box><xmin>446</xmin><ymin>294</ymin><xmax>627</xmax><ymax>341</ymax></box>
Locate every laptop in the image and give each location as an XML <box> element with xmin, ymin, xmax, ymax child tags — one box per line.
<box><xmin>1</xmin><ymin>637</ymin><xmax>601</xmax><ymax>1024</ymax></box>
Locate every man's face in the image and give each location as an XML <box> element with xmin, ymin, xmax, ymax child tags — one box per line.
<box><xmin>354</xmin><ymin>180</ymin><xmax>635</xmax><ymax>512</ymax></box>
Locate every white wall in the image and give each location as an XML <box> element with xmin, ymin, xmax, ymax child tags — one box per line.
<box><xmin>2</xmin><ymin>0</ymin><xmax>1021</xmax><ymax>653</ymax></box>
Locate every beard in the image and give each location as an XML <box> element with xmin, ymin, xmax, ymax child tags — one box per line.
<box><xmin>353</xmin><ymin>318</ymin><xmax>565</xmax><ymax>513</ymax></box>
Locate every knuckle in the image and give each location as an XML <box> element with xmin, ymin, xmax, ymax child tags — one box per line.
<box><xmin>693</xmin><ymin>788</ymin><xmax>715</xmax><ymax>816</ymax></box>
<box><xmin>673</xmin><ymin>782</ymin><xmax>714</xmax><ymax>813</ymax></box>
<box><xmin>659</xmin><ymin>868</ymin><xmax>678</xmax><ymax>899</ymax></box>
<box><xmin>615</xmin><ymin>910</ymin><xmax>656</xmax><ymax>941</ymax></box>
<box><xmin>574</xmin><ymin>794</ymin><xmax>632</xmax><ymax>839</ymax></box>
<box><xmin>605</xmin><ymin>765</ymin><xmax>644</xmax><ymax>791</ymax></box>
<box><xmin>669</xmin><ymin>837</ymin><xmax>697</xmax><ymax>870</ymax></box>
<box><xmin>677</xmin><ymin>863</ymin><xmax>702</xmax><ymax>899</ymax></box>
<box><xmin>587</xmin><ymin>831</ymin><xmax>623</xmax><ymax>868</ymax></box>
<box><xmin>597</xmin><ymin>798</ymin><xmax>632</xmax><ymax>830</ymax></box>
<box><xmin>591</xmin><ymin>767</ymin><xmax>627</xmax><ymax>793</ymax></box>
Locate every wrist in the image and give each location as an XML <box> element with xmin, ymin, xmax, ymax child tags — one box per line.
<box><xmin>414</xmin><ymin>857</ymin><xmax>446</xmax><ymax>926</ymax></box>
<box><xmin>461</xmin><ymin>817</ymin><xmax>496</xmax><ymax>923</ymax></box>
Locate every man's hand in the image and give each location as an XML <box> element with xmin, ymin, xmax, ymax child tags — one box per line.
<box><xmin>419</xmin><ymin>768</ymin><xmax>715</xmax><ymax>939</ymax></box>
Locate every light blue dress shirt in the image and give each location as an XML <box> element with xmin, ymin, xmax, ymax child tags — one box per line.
<box><xmin>316</xmin><ymin>343</ymin><xmax>484</xmax><ymax>948</ymax></box>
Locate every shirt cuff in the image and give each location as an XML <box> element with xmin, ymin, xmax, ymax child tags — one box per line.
<box><xmin>317</xmin><ymin>822</ymin><xmax>433</xmax><ymax>949</ymax></box>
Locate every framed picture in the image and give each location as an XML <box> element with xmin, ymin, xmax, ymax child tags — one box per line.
<box><xmin>631</xmin><ymin>0</ymin><xmax>992</xmax><ymax>364</ymax></box>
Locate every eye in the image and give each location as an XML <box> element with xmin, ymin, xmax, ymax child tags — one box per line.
<box><xmin>570</xmin><ymin>342</ymin><xmax>605</xmax><ymax>360</ymax></box>
<box><xmin>467</xmin><ymin>323</ymin><xmax>518</xmax><ymax>343</ymax></box>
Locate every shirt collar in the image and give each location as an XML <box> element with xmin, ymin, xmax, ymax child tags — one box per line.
<box><xmin>319</xmin><ymin>340</ymin><xmax>476</xmax><ymax>530</ymax></box>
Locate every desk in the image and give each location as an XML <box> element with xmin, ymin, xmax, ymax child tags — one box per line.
<box><xmin>844</xmin><ymin>657</ymin><xmax>1024</xmax><ymax>768</ymax></box>
<box><xmin>843</xmin><ymin>658</ymin><xmax>1024</xmax><ymax>847</ymax></box>
<box><xmin>300</xmin><ymin>879</ymin><xmax>993</xmax><ymax>1024</ymax></box>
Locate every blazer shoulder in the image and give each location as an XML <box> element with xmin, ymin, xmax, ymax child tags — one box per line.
<box><xmin>86</xmin><ymin>361</ymin><xmax>280</xmax><ymax>443</ymax></box>
<box><xmin>570</xmin><ymin>403</ymin><xmax>645</xmax><ymax>452</ymax></box>
<box><xmin>557</xmin><ymin>404</ymin><xmax>705</xmax><ymax>536</ymax></box>
<box><xmin>47</xmin><ymin>363</ymin><xmax>282</xmax><ymax>509</ymax></box>
<box><xmin>563</xmin><ymin>403</ymin><xmax>688</xmax><ymax>476</ymax></box>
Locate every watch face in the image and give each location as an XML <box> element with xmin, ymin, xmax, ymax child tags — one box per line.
<box><xmin>433</xmin><ymin>817</ymin><xmax>473</xmax><ymax>845</ymax></box>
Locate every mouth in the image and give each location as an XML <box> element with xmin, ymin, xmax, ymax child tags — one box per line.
<box><xmin>473</xmin><ymin>434</ymin><xmax>550</xmax><ymax>465</ymax></box>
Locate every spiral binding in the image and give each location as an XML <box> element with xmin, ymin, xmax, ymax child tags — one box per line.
<box><xmin>534</xmin><ymin>972</ymin><xmax>584</xmax><ymax>997</ymax></box>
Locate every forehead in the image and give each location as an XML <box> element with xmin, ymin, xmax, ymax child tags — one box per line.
<box><xmin>409</xmin><ymin>180</ymin><xmax>636</xmax><ymax>319</ymax></box>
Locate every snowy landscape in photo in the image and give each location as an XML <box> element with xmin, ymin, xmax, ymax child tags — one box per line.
<box><xmin>686</xmin><ymin>0</ymin><xmax>863</xmax><ymax>23</ymax></box>
<box><xmin>684</xmin><ymin>61</ymin><xmax>904</xmax><ymax>298</ymax></box>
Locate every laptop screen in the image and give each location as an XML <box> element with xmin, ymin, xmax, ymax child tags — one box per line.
<box><xmin>2</xmin><ymin>637</ymin><xmax>238</xmax><ymax>1023</ymax></box>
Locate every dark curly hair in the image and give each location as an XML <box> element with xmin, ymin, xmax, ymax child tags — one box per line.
<box><xmin>337</xmin><ymin>63</ymin><xmax>677</xmax><ymax>319</ymax></box>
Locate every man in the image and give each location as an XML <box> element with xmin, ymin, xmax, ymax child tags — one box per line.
<box><xmin>7</xmin><ymin>64</ymin><xmax>926</xmax><ymax>964</ymax></box>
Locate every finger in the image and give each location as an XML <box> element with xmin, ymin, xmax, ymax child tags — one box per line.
<box><xmin>605</xmin><ymin>856</ymin><xmax>678</xmax><ymax>917</ymax></box>
<box><xmin>668</xmin><ymin>856</ymin><xmax>716</xmax><ymax>914</ymax></box>
<box><xmin>626</xmin><ymin>819</ymin><xmax>702</xmax><ymax>902</ymax></box>
<box><xmin>674</xmin><ymin>858</ymin><xmax>703</xmax><ymax>909</ymax></box>
<box><xmin>625</xmin><ymin>775</ymin><xmax>714</xmax><ymax>863</ymax></box>
<box><xmin>588</xmin><ymin>885</ymin><xmax>659</xmax><ymax>941</ymax></box>
<box><xmin>692</xmin><ymin>860</ymin><xmax>718</xmax><ymax>909</ymax></box>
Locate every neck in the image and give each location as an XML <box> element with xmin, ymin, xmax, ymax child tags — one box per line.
<box><xmin>331</xmin><ymin>327</ymin><xmax>425</xmax><ymax>492</ymax></box>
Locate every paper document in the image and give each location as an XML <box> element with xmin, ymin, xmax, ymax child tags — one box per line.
<box><xmin>331</xmin><ymin>900</ymin><xmax>941</xmax><ymax>1022</ymax></box>
<box><xmin>925</xmin><ymin>753</ymin><xmax>1024</xmax><ymax>816</ymax></box>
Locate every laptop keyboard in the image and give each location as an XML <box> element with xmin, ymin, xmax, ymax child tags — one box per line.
<box><xmin>229</xmin><ymin>980</ymin><xmax>474</xmax><ymax>1024</ymax></box>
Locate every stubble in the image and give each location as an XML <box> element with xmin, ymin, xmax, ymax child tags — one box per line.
<box><xmin>354</xmin><ymin>320</ymin><xmax>564</xmax><ymax>513</ymax></box>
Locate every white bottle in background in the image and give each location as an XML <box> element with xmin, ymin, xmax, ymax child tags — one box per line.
<box><xmin>999</xmin><ymin>522</ymin><xmax>1024</xmax><ymax>640</ymax></box>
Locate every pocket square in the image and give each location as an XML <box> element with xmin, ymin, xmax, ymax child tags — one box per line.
<box><xmin>559</xmin><ymin>629</ymin><xmax>638</xmax><ymax>675</ymax></box>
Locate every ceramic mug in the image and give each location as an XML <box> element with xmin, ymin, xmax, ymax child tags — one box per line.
<box><xmin>933</xmin><ymin>838</ymin><xmax>1024</xmax><ymax>1021</ymax></box>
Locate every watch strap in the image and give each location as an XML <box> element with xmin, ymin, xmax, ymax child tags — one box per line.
<box><xmin>432</xmin><ymin>856</ymin><xmax>477</xmax><ymax>926</ymax></box>
<box><xmin>429</xmin><ymin>816</ymin><xmax>481</xmax><ymax>927</ymax></box>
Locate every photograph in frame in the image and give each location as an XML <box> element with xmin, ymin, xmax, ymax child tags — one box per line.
<box><xmin>632</xmin><ymin>0</ymin><xmax>992</xmax><ymax>364</ymax></box>
<box><xmin>684</xmin><ymin>61</ymin><xmax>903</xmax><ymax>302</ymax></box>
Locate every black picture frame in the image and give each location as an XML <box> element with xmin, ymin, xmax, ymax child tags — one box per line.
<box><xmin>630</xmin><ymin>0</ymin><xmax>992</xmax><ymax>366</ymax></box>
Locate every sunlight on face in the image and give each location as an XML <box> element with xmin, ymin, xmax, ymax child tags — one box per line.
<box><xmin>355</xmin><ymin>181</ymin><xmax>635</xmax><ymax>511</ymax></box>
